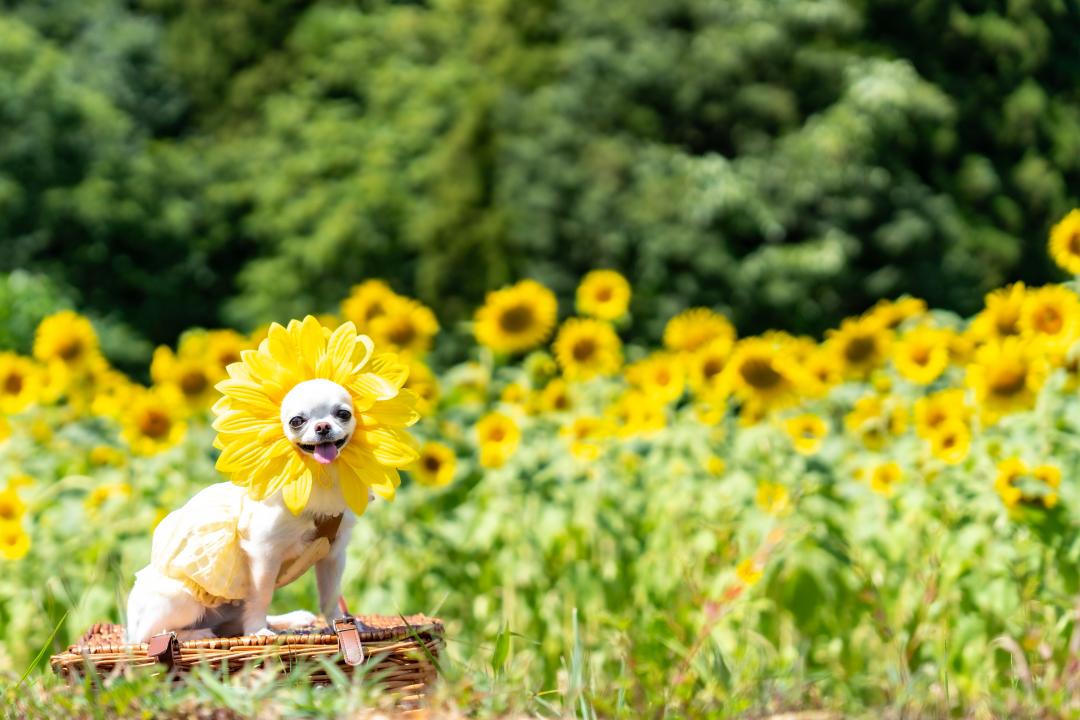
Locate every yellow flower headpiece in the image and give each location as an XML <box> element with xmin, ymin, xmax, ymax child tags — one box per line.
<box><xmin>212</xmin><ymin>316</ymin><xmax>421</xmax><ymax>515</ymax></box>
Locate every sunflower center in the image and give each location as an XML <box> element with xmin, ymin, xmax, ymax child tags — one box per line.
<box><xmin>1034</xmin><ymin>305</ymin><xmax>1063</xmax><ymax>335</ymax></box>
<box><xmin>594</xmin><ymin>287</ymin><xmax>613</xmax><ymax>303</ymax></box>
<box><xmin>0</xmin><ymin>500</ymin><xmax>17</xmax><ymax>521</ymax></box>
<box><xmin>702</xmin><ymin>357</ymin><xmax>724</xmax><ymax>379</ymax></box>
<box><xmin>552</xmin><ymin>393</ymin><xmax>569</xmax><ymax>410</ymax></box>
<box><xmin>571</xmin><ymin>338</ymin><xmax>597</xmax><ymax>362</ymax></box>
<box><xmin>740</xmin><ymin>357</ymin><xmax>781</xmax><ymax>390</ymax></box>
<box><xmin>844</xmin><ymin>335</ymin><xmax>876</xmax><ymax>364</ymax></box>
<box><xmin>180</xmin><ymin>370</ymin><xmax>208</xmax><ymax>396</ymax></box>
<box><xmin>218</xmin><ymin>351</ymin><xmax>240</xmax><ymax>367</ymax></box>
<box><xmin>139</xmin><ymin>409</ymin><xmax>172</xmax><ymax>439</ymax></box>
<box><xmin>1070</xmin><ymin>232</ymin><xmax>1080</xmax><ymax>255</ymax></box>
<box><xmin>499</xmin><ymin>305</ymin><xmax>535</xmax><ymax>334</ymax></box>
<box><xmin>926</xmin><ymin>408</ymin><xmax>946</xmax><ymax>429</ymax></box>
<box><xmin>387</xmin><ymin>320</ymin><xmax>417</xmax><ymax>347</ymax></box>
<box><xmin>942</xmin><ymin>434</ymin><xmax>957</xmax><ymax>449</ymax></box>
<box><xmin>486</xmin><ymin>427</ymin><xmax>507</xmax><ymax>443</ymax></box>
<box><xmin>3</xmin><ymin>372</ymin><xmax>23</xmax><ymax>395</ymax></box>
<box><xmin>56</xmin><ymin>337</ymin><xmax>84</xmax><ymax>361</ymax></box>
<box><xmin>365</xmin><ymin>302</ymin><xmax>386</xmax><ymax>322</ymax></box>
<box><xmin>995</xmin><ymin>310</ymin><xmax>1020</xmax><ymax>336</ymax></box>
<box><xmin>989</xmin><ymin>364</ymin><xmax>1027</xmax><ymax>397</ymax></box>
<box><xmin>654</xmin><ymin>369</ymin><xmax>671</xmax><ymax>385</ymax></box>
<box><xmin>909</xmin><ymin>345</ymin><xmax>931</xmax><ymax>366</ymax></box>
<box><xmin>422</xmin><ymin>454</ymin><xmax>442</xmax><ymax>473</ymax></box>
<box><xmin>1</xmin><ymin>529</ymin><xmax>19</xmax><ymax>546</ymax></box>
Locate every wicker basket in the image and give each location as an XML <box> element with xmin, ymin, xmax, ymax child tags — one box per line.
<box><xmin>50</xmin><ymin>614</ymin><xmax>443</xmax><ymax>702</ymax></box>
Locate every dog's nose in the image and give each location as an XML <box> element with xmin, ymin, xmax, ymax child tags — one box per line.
<box><xmin>314</xmin><ymin>422</ymin><xmax>332</xmax><ymax>436</ymax></box>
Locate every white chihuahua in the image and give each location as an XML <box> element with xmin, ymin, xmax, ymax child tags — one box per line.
<box><xmin>126</xmin><ymin>379</ymin><xmax>365</xmax><ymax>643</ymax></box>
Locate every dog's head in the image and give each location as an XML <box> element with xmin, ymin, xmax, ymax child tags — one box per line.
<box><xmin>280</xmin><ymin>379</ymin><xmax>356</xmax><ymax>465</ymax></box>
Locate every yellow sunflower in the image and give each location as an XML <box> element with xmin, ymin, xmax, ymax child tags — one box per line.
<box><xmin>663</xmin><ymin>307</ymin><xmax>735</xmax><ymax>355</ymax></box>
<box><xmin>560</xmin><ymin>416</ymin><xmax>613</xmax><ymax>460</ymax></box>
<box><xmin>576</xmin><ymin>270</ymin><xmax>631</xmax><ymax>321</ymax></box>
<box><xmin>366</xmin><ymin>296</ymin><xmax>440</xmax><ymax>355</ymax></box>
<box><xmin>402</xmin><ymin>356</ymin><xmax>439</xmax><ymax>415</ymax></box>
<box><xmin>800</xmin><ymin>347</ymin><xmax>843</xmax><ymax>397</ymax></box>
<box><xmin>608</xmin><ymin>389</ymin><xmax>667</xmax><ymax>437</ymax></box>
<box><xmin>151</xmin><ymin>345</ymin><xmax>217</xmax><ymax>411</ymax></box>
<box><xmin>721</xmin><ymin>337</ymin><xmax>804</xmax><ymax>412</ymax></box>
<box><xmin>755</xmin><ymin>481</ymin><xmax>791</xmax><ymax>516</ymax></box>
<box><xmin>914</xmin><ymin>389</ymin><xmax>970</xmax><ymax>439</ymax></box>
<box><xmin>122</xmin><ymin>385</ymin><xmax>189</xmax><ymax>456</ymax></box>
<box><xmin>892</xmin><ymin>326</ymin><xmax>951</xmax><ymax>385</ymax></box>
<box><xmin>826</xmin><ymin>315</ymin><xmax>891</xmax><ymax>379</ymax></box>
<box><xmin>474</xmin><ymin>280</ymin><xmax>558</xmax><ymax>354</ymax></box>
<box><xmin>784</xmin><ymin>413</ymin><xmax>827</xmax><ymax>455</ymax></box>
<box><xmin>340</xmin><ymin>280</ymin><xmax>399</xmax><ymax>328</ymax></box>
<box><xmin>626</xmin><ymin>353</ymin><xmax>685</xmax><ymax>404</ymax></box>
<box><xmin>994</xmin><ymin>457</ymin><xmax>1059</xmax><ymax>510</ymax></box>
<box><xmin>89</xmin><ymin>369</ymin><xmax>136</xmax><ymax>420</ymax></box>
<box><xmin>686</xmin><ymin>338</ymin><xmax>731</xmax><ymax>397</ymax></box>
<box><xmin>410</xmin><ymin>442</ymin><xmax>457</xmax><ymax>488</ymax></box>
<box><xmin>213</xmin><ymin>316</ymin><xmax>420</xmax><ymax>515</ymax></box>
<box><xmin>536</xmin><ymin>378</ymin><xmax>573</xmax><ymax>414</ymax></box>
<box><xmin>475</xmin><ymin>412</ymin><xmax>521</xmax><ymax>468</ymax></box>
<box><xmin>869</xmin><ymin>461</ymin><xmax>903</xmax><ymax>497</ymax></box>
<box><xmin>0</xmin><ymin>353</ymin><xmax>40</xmax><ymax>414</ymax></box>
<box><xmin>969</xmin><ymin>282</ymin><xmax>1026</xmax><ymax>344</ymax></box>
<box><xmin>927</xmin><ymin>419</ymin><xmax>971</xmax><ymax>465</ymax></box>
<box><xmin>1019</xmin><ymin>284</ymin><xmax>1080</xmax><ymax>358</ymax></box>
<box><xmin>844</xmin><ymin>395</ymin><xmax>908</xmax><ymax>451</ymax></box>
<box><xmin>203</xmin><ymin>330</ymin><xmax>251</xmax><ymax>380</ymax></box>
<box><xmin>0</xmin><ymin>485</ymin><xmax>25</xmax><ymax>523</ymax></box>
<box><xmin>867</xmin><ymin>297</ymin><xmax>927</xmax><ymax>330</ymax></box>
<box><xmin>553</xmin><ymin>318</ymin><xmax>623</xmax><ymax>380</ymax></box>
<box><xmin>965</xmin><ymin>337</ymin><xmax>1048</xmax><ymax>423</ymax></box>
<box><xmin>1049</xmin><ymin>209</ymin><xmax>1080</xmax><ymax>274</ymax></box>
<box><xmin>33</xmin><ymin>311</ymin><xmax>100</xmax><ymax>372</ymax></box>
<box><xmin>0</xmin><ymin>522</ymin><xmax>30</xmax><ymax>561</ymax></box>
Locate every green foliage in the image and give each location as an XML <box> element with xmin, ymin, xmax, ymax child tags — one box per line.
<box><xmin>1</xmin><ymin>0</ymin><xmax>1078</xmax><ymax>342</ymax></box>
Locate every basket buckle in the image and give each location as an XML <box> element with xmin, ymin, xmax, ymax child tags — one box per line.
<box><xmin>333</xmin><ymin>616</ymin><xmax>365</xmax><ymax>666</ymax></box>
<box><xmin>146</xmin><ymin>631</ymin><xmax>181</xmax><ymax>673</ymax></box>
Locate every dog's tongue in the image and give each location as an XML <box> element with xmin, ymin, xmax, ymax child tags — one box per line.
<box><xmin>313</xmin><ymin>442</ymin><xmax>338</xmax><ymax>464</ymax></box>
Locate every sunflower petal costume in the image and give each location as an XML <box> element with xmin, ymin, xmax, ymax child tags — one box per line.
<box><xmin>148</xmin><ymin>316</ymin><xmax>421</xmax><ymax>605</ymax></box>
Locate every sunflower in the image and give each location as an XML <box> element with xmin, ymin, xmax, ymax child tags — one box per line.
<box><xmin>608</xmin><ymin>389</ymin><xmax>666</xmax><ymax>437</ymax></box>
<box><xmin>553</xmin><ymin>318</ymin><xmax>623</xmax><ymax>380</ymax></box>
<box><xmin>560</xmin><ymin>416</ymin><xmax>613</xmax><ymax>460</ymax></box>
<box><xmin>686</xmin><ymin>338</ymin><xmax>731</xmax><ymax>397</ymax></box>
<box><xmin>994</xmin><ymin>457</ymin><xmax>1059</xmax><ymax>509</ymax></box>
<box><xmin>85</xmin><ymin>482</ymin><xmax>132</xmax><ymax>514</ymax></box>
<box><xmin>721</xmin><ymin>337</ymin><xmax>803</xmax><ymax>412</ymax></box>
<box><xmin>411</xmin><ymin>442</ymin><xmax>457</xmax><ymax>488</ymax></box>
<box><xmin>867</xmin><ymin>297</ymin><xmax>927</xmax><ymax>330</ymax></box>
<box><xmin>402</xmin><ymin>356</ymin><xmax>439</xmax><ymax>415</ymax></box>
<box><xmin>475</xmin><ymin>412</ymin><xmax>521</xmax><ymax>469</ymax></box>
<box><xmin>844</xmin><ymin>395</ymin><xmax>907</xmax><ymax>451</ymax></box>
<box><xmin>914</xmin><ymin>389</ymin><xmax>970</xmax><ymax>439</ymax></box>
<box><xmin>627</xmin><ymin>353</ymin><xmax>685</xmax><ymax>404</ymax></box>
<box><xmin>203</xmin><ymin>330</ymin><xmax>251</xmax><ymax>380</ymax></box>
<box><xmin>1049</xmin><ymin>209</ymin><xmax>1080</xmax><ymax>274</ymax></box>
<box><xmin>213</xmin><ymin>316</ymin><xmax>420</xmax><ymax>515</ymax></box>
<box><xmin>0</xmin><ymin>522</ymin><xmax>29</xmax><ymax>561</ymax></box>
<box><xmin>893</xmin><ymin>326</ymin><xmax>951</xmax><ymax>385</ymax></box>
<box><xmin>89</xmin><ymin>369</ymin><xmax>136</xmax><ymax>420</ymax></box>
<box><xmin>784</xmin><ymin>413</ymin><xmax>827</xmax><ymax>455</ymax></box>
<box><xmin>0</xmin><ymin>485</ymin><xmax>25</xmax><ymax>523</ymax></box>
<box><xmin>151</xmin><ymin>345</ymin><xmax>217</xmax><ymax>411</ymax></box>
<box><xmin>0</xmin><ymin>353</ymin><xmax>40</xmax><ymax>414</ymax></box>
<box><xmin>869</xmin><ymin>462</ymin><xmax>902</xmax><ymax>497</ymax></box>
<box><xmin>33</xmin><ymin>311</ymin><xmax>100</xmax><ymax>372</ymax></box>
<box><xmin>800</xmin><ymin>348</ymin><xmax>843</xmax><ymax>397</ymax></box>
<box><xmin>927</xmin><ymin>419</ymin><xmax>970</xmax><ymax>465</ymax></box>
<box><xmin>965</xmin><ymin>337</ymin><xmax>1048</xmax><ymax>423</ymax></box>
<box><xmin>340</xmin><ymin>280</ymin><xmax>399</xmax><ymax>328</ymax></box>
<box><xmin>826</xmin><ymin>316</ymin><xmax>891</xmax><ymax>379</ymax></box>
<box><xmin>366</xmin><ymin>296</ymin><xmax>440</xmax><ymax>355</ymax></box>
<box><xmin>122</xmin><ymin>385</ymin><xmax>189</xmax><ymax>456</ymax></box>
<box><xmin>536</xmin><ymin>378</ymin><xmax>573</xmax><ymax>414</ymax></box>
<box><xmin>500</xmin><ymin>382</ymin><xmax>527</xmax><ymax>406</ymax></box>
<box><xmin>755</xmin><ymin>481</ymin><xmax>791</xmax><ymax>515</ymax></box>
<box><xmin>969</xmin><ymin>283</ymin><xmax>1026</xmax><ymax>343</ymax></box>
<box><xmin>474</xmin><ymin>280</ymin><xmax>558</xmax><ymax>354</ymax></box>
<box><xmin>1019</xmin><ymin>284</ymin><xmax>1080</xmax><ymax>358</ymax></box>
<box><xmin>576</xmin><ymin>270</ymin><xmax>631</xmax><ymax>321</ymax></box>
<box><xmin>663</xmin><ymin>308</ymin><xmax>735</xmax><ymax>355</ymax></box>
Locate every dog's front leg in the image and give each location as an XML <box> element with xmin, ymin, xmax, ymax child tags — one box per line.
<box><xmin>242</xmin><ymin>553</ymin><xmax>281</xmax><ymax>636</ymax></box>
<box><xmin>315</xmin><ymin>542</ymin><xmax>348</xmax><ymax>621</ymax></box>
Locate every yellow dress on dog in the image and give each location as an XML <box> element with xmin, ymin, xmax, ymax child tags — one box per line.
<box><xmin>149</xmin><ymin>483</ymin><xmax>250</xmax><ymax>607</ymax></box>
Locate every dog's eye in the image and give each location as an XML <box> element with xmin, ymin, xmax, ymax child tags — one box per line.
<box><xmin>335</xmin><ymin>409</ymin><xmax>352</xmax><ymax>421</ymax></box>
<box><xmin>288</xmin><ymin>416</ymin><xmax>305</xmax><ymax>429</ymax></box>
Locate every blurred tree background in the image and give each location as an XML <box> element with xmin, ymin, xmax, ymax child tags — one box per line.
<box><xmin>1</xmin><ymin>0</ymin><xmax>1077</xmax><ymax>360</ymax></box>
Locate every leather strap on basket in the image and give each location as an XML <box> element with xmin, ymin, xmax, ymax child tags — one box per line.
<box><xmin>146</xmin><ymin>632</ymin><xmax>181</xmax><ymax>672</ymax></box>
<box><xmin>334</xmin><ymin>616</ymin><xmax>365</xmax><ymax>666</ymax></box>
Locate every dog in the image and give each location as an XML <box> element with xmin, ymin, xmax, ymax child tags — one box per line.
<box><xmin>126</xmin><ymin>378</ymin><xmax>364</xmax><ymax>642</ymax></box>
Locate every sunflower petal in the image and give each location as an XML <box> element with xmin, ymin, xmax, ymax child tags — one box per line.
<box><xmin>282</xmin><ymin>471</ymin><xmax>312</xmax><ymax>515</ymax></box>
<box><xmin>361</xmin><ymin>392</ymin><xmax>420</xmax><ymax>428</ymax></box>
<box><xmin>363</xmin><ymin>426</ymin><xmax>420</xmax><ymax>466</ymax></box>
<box><xmin>299</xmin><ymin>315</ymin><xmax>326</xmax><ymax>374</ymax></box>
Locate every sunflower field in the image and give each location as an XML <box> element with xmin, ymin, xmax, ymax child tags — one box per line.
<box><xmin>3</xmin><ymin>212</ymin><xmax>1080</xmax><ymax>717</ymax></box>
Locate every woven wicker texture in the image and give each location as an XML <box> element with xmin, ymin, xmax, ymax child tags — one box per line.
<box><xmin>50</xmin><ymin>614</ymin><xmax>443</xmax><ymax>700</ymax></box>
